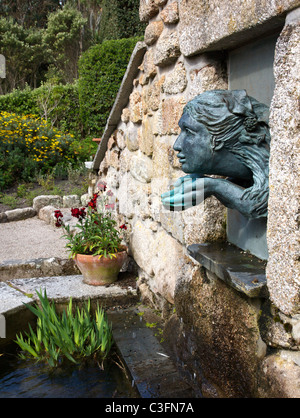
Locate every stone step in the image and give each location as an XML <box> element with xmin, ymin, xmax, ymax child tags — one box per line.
<box><xmin>0</xmin><ymin>257</ymin><xmax>79</xmax><ymax>282</ymax></box>
<box><xmin>0</xmin><ymin>272</ymin><xmax>138</xmax><ymax>344</ymax></box>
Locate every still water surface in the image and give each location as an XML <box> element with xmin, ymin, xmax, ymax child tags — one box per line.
<box><xmin>0</xmin><ymin>344</ymin><xmax>138</xmax><ymax>398</ymax></box>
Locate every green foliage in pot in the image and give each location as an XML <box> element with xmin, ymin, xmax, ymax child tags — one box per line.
<box><xmin>15</xmin><ymin>289</ymin><xmax>113</xmax><ymax>368</ymax></box>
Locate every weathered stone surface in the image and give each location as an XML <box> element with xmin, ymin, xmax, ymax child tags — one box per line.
<box><xmin>121</xmin><ymin>108</ymin><xmax>130</xmax><ymax>123</ymax></box>
<box><xmin>125</xmin><ymin>123</ymin><xmax>140</xmax><ymax>151</ymax></box>
<box><xmin>129</xmin><ymin>91</ymin><xmax>143</xmax><ymax>123</ymax></box>
<box><xmin>156</xmin><ymin>97</ymin><xmax>186</xmax><ymax>135</ymax></box>
<box><xmin>33</xmin><ymin>195</ymin><xmax>62</xmax><ymax>213</ymax></box>
<box><xmin>144</xmin><ymin>20</ymin><xmax>164</xmax><ymax>46</ymax></box>
<box><xmin>130</xmin><ymin>219</ymin><xmax>194</xmax><ymax>304</ymax></box>
<box><xmin>5</xmin><ymin>207</ymin><xmax>36</xmax><ymax>222</ymax></box>
<box><xmin>118</xmin><ymin>172</ymin><xmax>152</xmax><ymax>219</ymax></box>
<box><xmin>38</xmin><ymin>205</ymin><xmax>57</xmax><ymax>225</ymax></box>
<box><xmin>139</xmin><ymin>115</ymin><xmax>155</xmax><ymax>156</ymax></box>
<box><xmin>160</xmin><ymin>1</ymin><xmax>179</xmax><ymax>24</ymax></box>
<box><xmin>0</xmin><ymin>257</ymin><xmax>78</xmax><ymax>281</ymax></box>
<box><xmin>119</xmin><ymin>147</ymin><xmax>135</xmax><ymax>174</ymax></box>
<box><xmin>154</xmin><ymin>30</ymin><xmax>181</xmax><ymax>67</ymax></box>
<box><xmin>188</xmin><ymin>61</ymin><xmax>228</xmax><ymax>99</ymax></box>
<box><xmin>130</xmin><ymin>153</ymin><xmax>153</xmax><ymax>183</ymax></box>
<box><xmin>258</xmin><ymin>350</ymin><xmax>300</xmax><ymax>398</ymax></box>
<box><xmin>152</xmin><ymin>137</ymin><xmax>174</xmax><ymax>179</ymax></box>
<box><xmin>62</xmin><ymin>195</ymin><xmax>80</xmax><ymax>208</ymax></box>
<box><xmin>142</xmin><ymin>76</ymin><xmax>165</xmax><ymax>113</ymax></box>
<box><xmin>92</xmin><ymin>41</ymin><xmax>146</xmax><ymax>171</ymax></box>
<box><xmin>167</xmin><ymin>267</ymin><xmax>267</xmax><ymax>398</ymax></box>
<box><xmin>266</xmin><ymin>13</ymin><xmax>300</xmax><ymax>316</ymax></box>
<box><xmin>260</xmin><ymin>302</ymin><xmax>300</xmax><ymax>350</ymax></box>
<box><xmin>139</xmin><ymin>0</ymin><xmax>159</xmax><ymax>22</ymax></box>
<box><xmin>139</xmin><ymin>49</ymin><xmax>157</xmax><ymax>85</ymax></box>
<box><xmin>163</xmin><ymin>61</ymin><xmax>187</xmax><ymax>94</ymax></box>
<box><xmin>80</xmin><ymin>193</ymin><xmax>90</xmax><ymax>206</ymax></box>
<box><xmin>129</xmin><ymin>219</ymin><xmax>156</xmax><ymax>276</ymax></box>
<box><xmin>116</xmin><ymin>129</ymin><xmax>126</xmax><ymax>150</ymax></box>
<box><xmin>178</xmin><ymin>0</ymin><xmax>298</xmax><ymax>56</ymax></box>
<box><xmin>158</xmin><ymin>196</ymin><xmax>226</xmax><ymax>246</ymax></box>
<box><xmin>154</xmin><ymin>0</ymin><xmax>167</xmax><ymax>5</ymax></box>
<box><xmin>0</xmin><ymin>212</ymin><xmax>8</xmax><ymax>223</ymax></box>
<box><xmin>106</xmin><ymin>148</ymin><xmax>120</xmax><ymax>170</ymax></box>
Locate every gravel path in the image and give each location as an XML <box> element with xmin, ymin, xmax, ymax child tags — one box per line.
<box><xmin>0</xmin><ymin>217</ymin><xmax>70</xmax><ymax>262</ymax></box>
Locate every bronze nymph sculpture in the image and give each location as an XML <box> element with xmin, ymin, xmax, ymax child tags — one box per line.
<box><xmin>161</xmin><ymin>89</ymin><xmax>270</xmax><ymax>219</ymax></box>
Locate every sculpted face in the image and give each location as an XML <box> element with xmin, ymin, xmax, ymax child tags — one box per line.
<box><xmin>174</xmin><ymin>112</ymin><xmax>213</xmax><ymax>174</ymax></box>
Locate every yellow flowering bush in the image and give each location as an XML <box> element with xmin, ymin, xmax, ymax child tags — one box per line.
<box><xmin>0</xmin><ymin>111</ymin><xmax>79</xmax><ymax>189</ymax></box>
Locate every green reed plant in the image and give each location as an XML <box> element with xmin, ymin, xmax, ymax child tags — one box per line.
<box><xmin>15</xmin><ymin>289</ymin><xmax>113</xmax><ymax>367</ymax></box>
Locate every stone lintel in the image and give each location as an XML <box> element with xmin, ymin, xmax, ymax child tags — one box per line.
<box><xmin>188</xmin><ymin>242</ymin><xmax>268</xmax><ymax>298</ymax></box>
<box><xmin>178</xmin><ymin>0</ymin><xmax>299</xmax><ymax>57</ymax></box>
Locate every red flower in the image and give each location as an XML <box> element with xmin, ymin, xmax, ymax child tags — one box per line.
<box><xmin>54</xmin><ymin>210</ymin><xmax>63</xmax><ymax>219</ymax></box>
<box><xmin>87</xmin><ymin>194</ymin><xmax>98</xmax><ymax>210</ymax></box>
<box><xmin>71</xmin><ymin>207</ymin><xmax>86</xmax><ymax>219</ymax></box>
<box><xmin>119</xmin><ymin>223</ymin><xmax>127</xmax><ymax>230</ymax></box>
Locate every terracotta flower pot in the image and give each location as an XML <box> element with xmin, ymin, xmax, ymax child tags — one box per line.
<box><xmin>75</xmin><ymin>248</ymin><xmax>127</xmax><ymax>286</ymax></box>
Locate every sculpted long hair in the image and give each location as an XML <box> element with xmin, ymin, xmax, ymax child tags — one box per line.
<box><xmin>183</xmin><ymin>89</ymin><xmax>270</xmax><ymax>218</ymax></box>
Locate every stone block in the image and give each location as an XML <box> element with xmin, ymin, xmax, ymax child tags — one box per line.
<box><xmin>266</xmin><ymin>14</ymin><xmax>300</xmax><ymax>315</ymax></box>
<box><xmin>178</xmin><ymin>0</ymin><xmax>298</xmax><ymax>56</ymax></box>
<box><xmin>188</xmin><ymin>61</ymin><xmax>228</xmax><ymax>99</ymax></box>
<box><xmin>156</xmin><ymin>97</ymin><xmax>186</xmax><ymax>135</ymax></box>
<box><xmin>125</xmin><ymin>123</ymin><xmax>139</xmax><ymax>151</ymax></box>
<box><xmin>130</xmin><ymin>153</ymin><xmax>153</xmax><ymax>183</ymax></box>
<box><xmin>142</xmin><ymin>76</ymin><xmax>165</xmax><ymax>114</ymax></box>
<box><xmin>139</xmin><ymin>116</ymin><xmax>155</xmax><ymax>156</ymax></box>
<box><xmin>38</xmin><ymin>205</ymin><xmax>58</xmax><ymax>225</ymax></box>
<box><xmin>0</xmin><ymin>212</ymin><xmax>8</xmax><ymax>223</ymax></box>
<box><xmin>129</xmin><ymin>91</ymin><xmax>143</xmax><ymax>123</ymax></box>
<box><xmin>5</xmin><ymin>207</ymin><xmax>36</xmax><ymax>222</ymax></box>
<box><xmin>118</xmin><ymin>172</ymin><xmax>152</xmax><ymax>219</ymax></box>
<box><xmin>121</xmin><ymin>108</ymin><xmax>130</xmax><ymax>123</ymax></box>
<box><xmin>33</xmin><ymin>195</ymin><xmax>62</xmax><ymax>213</ymax></box>
<box><xmin>160</xmin><ymin>2</ymin><xmax>179</xmax><ymax>24</ymax></box>
<box><xmin>154</xmin><ymin>30</ymin><xmax>181</xmax><ymax>67</ymax></box>
<box><xmin>171</xmin><ymin>267</ymin><xmax>266</xmax><ymax>398</ymax></box>
<box><xmin>81</xmin><ymin>193</ymin><xmax>90</xmax><ymax>206</ymax></box>
<box><xmin>258</xmin><ymin>351</ymin><xmax>300</xmax><ymax>398</ymax></box>
<box><xmin>130</xmin><ymin>219</ymin><xmax>195</xmax><ymax>304</ymax></box>
<box><xmin>116</xmin><ymin>129</ymin><xmax>126</xmax><ymax>150</ymax></box>
<box><xmin>139</xmin><ymin>0</ymin><xmax>159</xmax><ymax>22</ymax></box>
<box><xmin>62</xmin><ymin>195</ymin><xmax>80</xmax><ymax>208</ymax></box>
<box><xmin>144</xmin><ymin>20</ymin><xmax>164</xmax><ymax>46</ymax></box>
<box><xmin>154</xmin><ymin>0</ymin><xmax>167</xmax><ymax>5</ymax></box>
<box><xmin>163</xmin><ymin>61</ymin><xmax>187</xmax><ymax>94</ymax></box>
<box><xmin>139</xmin><ymin>49</ymin><xmax>157</xmax><ymax>85</ymax></box>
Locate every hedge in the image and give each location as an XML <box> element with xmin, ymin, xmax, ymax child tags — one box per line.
<box><xmin>78</xmin><ymin>37</ymin><xmax>141</xmax><ymax>138</ymax></box>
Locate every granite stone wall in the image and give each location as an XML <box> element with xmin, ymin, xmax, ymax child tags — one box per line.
<box><xmin>92</xmin><ymin>0</ymin><xmax>300</xmax><ymax>397</ymax></box>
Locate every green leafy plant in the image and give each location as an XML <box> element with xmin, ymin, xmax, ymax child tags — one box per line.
<box><xmin>0</xmin><ymin>111</ymin><xmax>79</xmax><ymax>190</ymax></box>
<box><xmin>15</xmin><ymin>289</ymin><xmax>113</xmax><ymax>367</ymax></box>
<box><xmin>54</xmin><ymin>181</ymin><xmax>127</xmax><ymax>259</ymax></box>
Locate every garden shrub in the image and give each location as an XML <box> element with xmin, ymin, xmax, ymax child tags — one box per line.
<box><xmin>78</xmin><ymin>37</ymin><xmax>141</xmax><ymax>138</ymax></box>
<box><xmin>0</xmin><ymin>83</ymin><xmax>82</xmax><ymax>138</ymax></box>
<box><xmin>0</xmin><ymin>111</ymin><xmax>84</xmax><ymax>190</ymax></box>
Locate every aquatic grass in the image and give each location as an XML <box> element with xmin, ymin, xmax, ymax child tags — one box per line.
<box><xmin>15</xmin><ymin>290</ymin><xmax>113</xmax><ymax>367</ymax></box>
